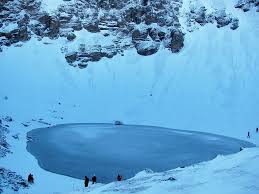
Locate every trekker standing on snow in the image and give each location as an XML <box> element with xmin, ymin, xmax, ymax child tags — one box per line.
<box><xmin>256</xmin><ymin>128</ymin><xmax>258</xmax><ymax>133</ymax></box>
<box><xmin>117</xmin><ymin>174</ymin><xmax>123</xmax><ymax>181</ymax></box>
<box><xmin>84</xmin><ymin>176</ymin><xmax>89</xmax><ymax>187</ymax></box>
<box><xmin>92</xmin><ymin>175</ymin><xmax>97</xmax><ymax>184</ymax></box>
<box><xmin>28</xmin><ymin>173</ymin><xmax>34</xmax><ymax>184</ymax></box>
<box><xmin>247</xmin><ymin>132</ymin><xmax>250</xmax><ymax>138</ymax></box>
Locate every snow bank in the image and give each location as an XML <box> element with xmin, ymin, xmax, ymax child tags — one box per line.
<box><xmin>64</xmin><ymin>147</ymin><xmax>259</xmax><ymax>194</ymax></box>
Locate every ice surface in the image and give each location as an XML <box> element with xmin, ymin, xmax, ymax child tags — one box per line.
<box><xmin>27</xmin><ymin>124</ymin><xmax>254</xmax><ymax>183</ymax></box>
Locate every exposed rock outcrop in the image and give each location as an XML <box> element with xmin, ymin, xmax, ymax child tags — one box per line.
<box><xmin>186</xmin><ymin>7</ymin><xmax>239</xmax><ymax>32</ymax></box>
<box><xmin>170</xmin><ymin>29</ymin><xmax>184</xmax><ymax>53</ymax></box>
<box><xmin>0</xmin><ymin>168</ymin><xmax>28</xmax><ymax>193</ymax></box>
<box><xmin>0</xmin><ymin>125</ymin><xmax>11</xmax><ymax>158</ymax></box>
<box><xmin>135</xmin><ymin>40</ymin><xmax>160</xmax><ymax>56</ymax></box>
<box><xmin>235</xmin><ymin>0</ymin><xmax>259</xmax><ymax>12</ymax></box>
<box><xmin>0</xmin><ymin>0</ymin><xmax>242</xmax><ymax>67</ymax></box>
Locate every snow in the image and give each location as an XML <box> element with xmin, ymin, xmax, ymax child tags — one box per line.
<box><xmin>0</xmin><ymin>0</ymin><xmax>259</xmax><ymax>193</ymax></box>
<box><xmin>64</xmin><ymin>147</ymin><xmax>259</xmax><ymax>194</ymax></box>
<box><xmin>0</xmin><ymin>23</ymin><xmax>18</xmax><ymax>33</ymax></box>
<box><xmin>41</xmin><ymin>0</ymin><xmax>70</xmax><ymax>13</ymax></box>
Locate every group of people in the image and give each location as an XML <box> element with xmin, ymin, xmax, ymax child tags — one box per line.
<box><xmin>84</xmin><ymin>174</ymin><xmax>123</xmax><ymax>188</ymax></box>
<box><xmin>28</xmin><ymin>173</ymin><xmax>122</xmax><ymax>188</ymax></box>
<box><xmin>247</xmin><ymin>127</ymin><xmax>258</xmax><ymax>138</ymax></box>
<box><xmin>84</xmin><ymin>175</ymin><xmax>97</xmax><ymax>187</ymax></box>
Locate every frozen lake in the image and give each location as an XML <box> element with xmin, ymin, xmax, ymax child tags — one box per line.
<box><xmin>27</xmin><ymin>124</ymin><xmax>254</xmax><ymax>183</ymax></box>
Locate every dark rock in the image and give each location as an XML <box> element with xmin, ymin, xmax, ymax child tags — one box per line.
<box><xmin>234</xmin><ymin>0</ymin><xmax>258</xmax><ymax>12</ymax></box>
<box><xmin>215</xmin><ymin>11</ymin><xmax>232</xmax><ymax>28</ymax></box>
<box><xmin>78</xmin><ymin>63</ymin><xmax>88</xmax><ymax>69</ymax></box>
<box><xmin>230</xmin><ymin>18</ymin><xmax>239</xmax><ymax>30</ymax></box>
<box><xmin>83</xmin><ymin>22</ymin><xmax>100</xmax><ymax>33</ymax></box>
<box><xmin>21</xmin><ymin>123</ymin><xmax>29</xmax><ymax>127</ymax></box>
<box><xmin>158</xmin><ymin>31</ymin><xmax>166</xmax><ymax>41</ymax></box>
<box><xmin>170</xmin><ymin>29</ymin><xmax>184</xmax><ymax>53</ymax></box>
<box><xmin>65</xmin><ymin>52</ymin><xmax>78</xmax><ymax>63</ymax></box>
<box><xmin>144</xmin><ymin>12</ymin><xmax>158</xmax><ymax>25</ymax></box>
<box><xmin>67</xmin><ymin>33</ymin><xmax>76</xmax><ymax>41</ymax></box>
<box><xmin>0</xmin><ymin>168</ymin><xmax>28</xmax><ymax>192</ymax></box>
<box><xmin>38</xmin><ymin>13</ymin><xmax>51</xmax><ymax>25</ymax></box>
<box><xmin>48</xmin><ymin>17</ymin><xmax>60</xmax><ymax>38</ymax></box>
<box><xmin>38</xmin><ymin>14</ymin><xmax>60</xmax><ymax>38</ymax></box>
<box><xmin>242</xmin><ymin>4</ymin><xmax>250</xmax><ymax>12</ymax></box>
<box><xmin>3</xmin><ymin>116</ymin><xmax>12</xmax><ymax>122</ymax></box>
<box><xmin>194</xmin><ymin>6</ymin><xmax>207</xmax><ymax>25</ymax></box>
<box><xmin>12</xmin><ymin>133</ymin><xmax>19</xmax><ymax>140</ymax></box>
<box><xmin>17</xmin><ymin>14</ymin><xmax>30</xmax><ymax>27</ymax></box>
<box><xmin>149</xmin><ymin>28</ymin><xmax>165</xmax><ymax>42</ymax></box>
<box><xmin>132</xmin><ymin>28</ymin><xmax>148</xmax><ymax>42</ymax></box>
<box><xmin>167</xmin><ymin>177</ymin><xmax>176</xmax><ymax>181</ymax></box>
<box><xmin>71</xmin><ymin>21</ymin><xmax>82</xmax><ymax>31</ymax></box>
<box><xmin>135</xmin><ymin>40</ymin><xmax>160</xmax><ymax>56</ymax></box>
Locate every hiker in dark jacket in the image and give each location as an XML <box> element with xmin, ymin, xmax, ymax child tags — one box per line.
<box><xmin>28</xmin><ymin>174</ymin><xmax>34</xmax><ymax>183</ymax></box>
<box><xmin>84</xmin><ymin>176</ymin><xmax>89</xmax><ymax>187</ymax></box>
<box><xmin>92</xmin><ymin>175</ymin><xmax>97</xmax><ymax>184</ymax></box>
<box><xmin>117</xmin><ymin>174</ymin><xmax>122</xmax><ymax>181</ymax></box>
<box><xmin>247</xmin><ymin>131</ymin><xmax>250</xmax><ymax>138</ymax></box>
<box><xmin>256</xmin><ymin>128</ymin><xmax>258</xmax><ymax>133</ymax></box>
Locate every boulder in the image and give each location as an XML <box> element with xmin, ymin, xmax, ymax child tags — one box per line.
<box><xmin>135</xmin><ymin>40</ymin><xmax>160</xmax><ymax>56</ymax></box>
<box><xmin>149</xmin><ymin>28</ymin><xmax>165</xmax><ymax>41</ymax></box>
<box><xmin>83</xmin><ymin>22</ymin><xmax>100</xmax><ymax>33</ymax></box>
<box><xmin>3</xmin><ymin>116</ymin><xmax>13</xmax><ymax>122</ymax></box>
<box><xmin>170</xmin><ymin>29</ymin><xmax>184</xmax><ymax>53</ymax></box>
<box><xmin>132</xmin><ymin>28</ymin><xmax>148</xmax><ymax>42</ymax></box>
<box><xmin>48</xmin><ymin>17</ymin><xmax>60</xmax><ymax>38</ymax></box>
<box><xmin>67</xmin><ymin>33</ymin><xmax>76</xmax><ymax>41</ymax></box>
<box><xmin>78</xmin><ymin>63</ymin><xmax>88</xmax><ymax>69</ymax></box>
<box><xmin>65</xmin><ymin>52</ymin><xmax>78</xmax><ymax>63</ymax></box>
<box><xmin>230</xmin><ymin>18</ymin><xmax>239</xmax><ymax>30</ymax></box>
<box><xmin>215</xmin><ymin>11</ymin><xmax>232</xmax><ymax>28</ymax></box>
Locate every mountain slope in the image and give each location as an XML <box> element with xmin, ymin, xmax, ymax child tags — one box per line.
<box><xmin>0</xmin><ymin>0</ymin><xmax>259</xmax><ymax>193</ymax></box>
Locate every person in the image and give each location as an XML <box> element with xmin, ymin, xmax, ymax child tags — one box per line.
<box><xmin>28</xmin><ymin>174</ymin><xmax>34</xmax><ymax>184</ymax></box>
<box><xmin>92</xmin><ymin>175</ymin><xmax>97</xmax><ymax>184</ymax></box>
<box><xmin>256</xmin><ymin>128</ymin><xmax>258</xmax><ymax>133</ymax></box>
<box><xmin>84</xmin><ymin>176</ymin><xmax>89</xmax><ymax>187</ymax></box>
<box><xmin>117</xmin><ymin>174</ymin><xmax>122</xmax><ymax>181</ymax></box>
<box><xmin>247</xmin><ymin>131</ymin><xmax>250</xmax><ymax>138</ymax></box>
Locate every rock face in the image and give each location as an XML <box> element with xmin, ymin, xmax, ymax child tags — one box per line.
<box><xmin>135</xmin><ymin>41</ymin><xmax>160</xmax><ymax>56</ymax></box>
<box><xmin>0</xmin><ymin>0</ymin><xmax>243</xmax><ymax>68</ymax></box>
<box><xmin>67</xmin><ymin>33</ymin><xmax>76</xmax><ymax>41</ymax></box>
<box><xmin>185</xmin><ymin>7</ymin><xmax>239</xmax><ymax>32</ymax></box>
<box><xmin>0</xmin><ymin>125</ymin><xmax>11</xmax><ymax>158</ymax></box>
<box><xmin>170</xmin><ymin>29</ymin><xmax>184</xmax><ymax>53</ymax></box>
<box><xmin>235</xmin><ymin>0</ymin><xmax>259</xmax><ymax>12</ymax></box>
<box><xmin>0</xmin><ymin>168</ymin><xmax>28</xmax><ymax>193</ymax></box>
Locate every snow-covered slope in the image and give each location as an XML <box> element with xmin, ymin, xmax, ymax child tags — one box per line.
<box><xmin>0</xmin><ymin>0</ymin><xmax>259</xmax><ymax>193</ymax></box>
<box><xmin>65</xmin><ymin>147</ymin><xmax>259</xmax><ymax>194</ymax></box>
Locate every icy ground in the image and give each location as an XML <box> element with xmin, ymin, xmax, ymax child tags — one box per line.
<box><xmin>0</xmin><ymin>0</ymin><xmax>259</xmax><ymax>193</ymax></box>
<box><xmin>66</xmin><ymin>147</ymin><xmax>259</xmax><ymax>194</ymax></box>
<box><xmin>26</xmin><ymin>124</ymin><xmax>254</xmax><ymax>183</ymax></box>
